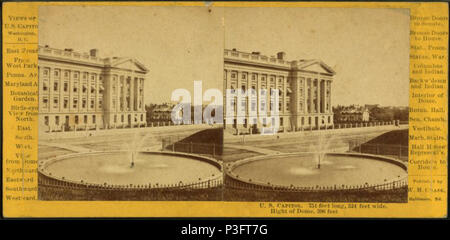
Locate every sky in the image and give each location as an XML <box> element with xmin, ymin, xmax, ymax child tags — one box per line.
<box><xmin>39</xmin><ymin>6</ymin><xmax>410</xmax><ymax>107</ymax></box>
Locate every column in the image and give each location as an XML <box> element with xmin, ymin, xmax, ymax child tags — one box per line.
<box><xmin>116</xmin><ymin>76</ymin><xmax>120</xmax><ymax>114</ymax></box>
<box><xmin>283</xmin><ymin>77</ymin><xmax>287</xmax><ymax>114</ymax></box>
<box><xmin>87</xmin><ymin>73</ymin><xmax>91</xmax><ymax>114</ymax></box>
<box><xmin>257</xmin><ymin>73</ymin><xmax>261</xmax><ymax>128</ymax></box>
<box><xmin>49</xmin><ymin>68</ymin><xmax>54</xmax><ymax>111</ymax></box>
<box><xmin>322</xmin><ymin>79</ymin><xmax>325</xmax><ymax>114</ymax></box>
<box><xmin>69</xmin><ymin>71</ymin><xmax>73</xmax><ymax>112</ymax></box>
<box><xmin>130</xmin><ymin>76</ymin><xmax>134</xmax><ymax>114</ymax></box>
<box><xmin>122</xmin><ymin>76</ymin><xmax>127</xmax><ymax>112</ymax></box>
<box><xmin>96</xmin><ymin>73</ymin><xmax>100</xmax><ymax>112</ymax></box>
<box><xmin>303</xmin><ymin>76</ymin><xmax>307</xmax><ymax>114</ymax></box>
<box><xmin>224</xmin><ymin>70</ymin><xmax>231</xmax><ymax>127</ymax></box>
<box><xmin>328</xmin><ymin>80</ymin><xmax>332</xmax><ymax>113</ymax></box>
<box><xmin>59</xmin><ymin>70</ymin><xmax>64</xmax><ymax>112</ymax></box>
<box><xmin>236</xmin><ymin>71</ymin><xmax>242</xmax><ymax>126</ymax></box>
<box><xmin>317</xmin><ymin>78</ymin><xmax>321</xmax><ymax>114</ymax></box>
<box><xmin>245</xmin><ymin>73</ymin><xmax>250</xmax><ymax>127</ymax></box>
<box><xmin>274</xmin><ymin>75</ymin><xmax>278</xmax><ymax>117</ymax></box>
<box><xmin>308</xmin><ymin>78</ymin><xmax>312</xmax><ymax>114</ymax></box>
<box><xmin>78</xmin><ymin>73</ymin><xmax>82</xmax><ymax>113</ymax></box>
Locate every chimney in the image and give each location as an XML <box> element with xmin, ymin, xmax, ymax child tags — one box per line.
<box><xmin>277</xmin><ymin>51</ymin><xmax>286</xmax><ymax>60</ymax></box>
<box><xmin>90</xmin><ymin>49</ymin><xmax>99</xmax><ymax>57</ymax></box>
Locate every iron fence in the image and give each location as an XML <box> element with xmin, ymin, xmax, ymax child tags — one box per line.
<box><xmin>349</xmin><ymin>142</ymin><xmax>408</xmax><ymax>161</ymax></box>
<box><xmin>39</xmin><ymin>172</ymin><xmax>223</xmax><ymax>191</ymax></box>
<box><xmin>161</xmin><ymin>139</ymin><xmax>223</xmax><ymax>157</ymax></box>
<box><xmin>225</xmin><ymin>174</ymin><xmax>407</xmax><ymax>193</ymax></box>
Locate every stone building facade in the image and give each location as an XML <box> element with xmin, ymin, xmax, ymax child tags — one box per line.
<box><xmin>224</xmin><ymin>49</ymin><xmax>335</xmax><ymax>133</ymax></box>
<box><xmin>38</xmin><ymin>46</ymin><xmax>148</xmax><ymax>132</ymax></box>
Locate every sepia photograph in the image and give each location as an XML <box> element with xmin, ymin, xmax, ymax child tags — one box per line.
<box><xmin>37</xmin><ymin>6</ymin><xmax>410</xmax><ymax>203</ymax></box>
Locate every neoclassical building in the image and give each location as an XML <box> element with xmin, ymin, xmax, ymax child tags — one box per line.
<box><xmin>224</xmin><ymin>49</ymin><xmax>335</xmax><ymax>133</ymax></box>
<box><xmin>38</xmin><ymin>46</ymin><xmax>148</xmax><ymax>132</ymax></box>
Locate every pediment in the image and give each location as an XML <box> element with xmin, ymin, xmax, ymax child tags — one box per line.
<box><xmin>112</xmin><ymin>58</ymin><xmax>148</xmax><ymax>73</ymax></box>
<box><xmin>298</xmin><ymin>60</ymin><xmax>335</xmax><ymax>75</ymax></box>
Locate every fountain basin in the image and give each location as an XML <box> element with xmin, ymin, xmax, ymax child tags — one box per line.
<box><xmin>39</xmin><ymin>151</ymin><xmax>222</xmax><ymax>187</ymax></box>
<box><xmin>226</xmin><ymin>152</ymin><xmax>407</xmax><ymax>190</ymax></box>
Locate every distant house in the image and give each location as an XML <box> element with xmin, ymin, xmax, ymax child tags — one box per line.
<box><xmin>148</xmin><ymin>103</ymin><xmax>174</xmax><ymax>123</ymax></box>
<box><xmin>339</xmin><ymin>106</ymin><xmax>370</xmax><ymax>122</ymax></box>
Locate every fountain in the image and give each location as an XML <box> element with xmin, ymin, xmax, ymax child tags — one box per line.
<box><xmin>39</xmin><ymin>130</ymin><xmax>223</xmax><ymax>186</ymax></box>
<box><xmin>228</xmin><ymin>132</ymin><xmax>407</xmax><ymax>190</ymax></box>
<box><xmin>123</xmin><ymin>131</ymin><xmax>154</xmax><ymax>168</ymax></box>
<box><xmin>309</xmin><ymin>133</ymin><xmax>334</xmax><ymax>169</ymax></box>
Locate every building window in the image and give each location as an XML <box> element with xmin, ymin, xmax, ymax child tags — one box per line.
<box><xmin>73</xmin><ymin>99</ymin><xmax>78</xmax><ymax>109</ymax></box>
<box><xmin>82</xmin><ymin>99</ymin><xmax>86</xmax><ymax>108</ymax></box>
<box><xmin>63</xmin><ymin>98</ymin><xmax>68</xmax><ymax>109</ymax></box>
<box><xmin>92</xmin><ymin>115</ymin><xmax>96</xmax><ymax>124</ymax></box>
<box><xmin>74</xmin><ymin>72</ymin><xmax>79</xmax><ymax>79</ymax></box>
<box><xmin>75</xmin><ymin>116</ymin><xmax>79</xmax><ymax>124</ymax></box>
<box><xmin>90</xmin><ymin>99</ymin><xmax>95</xmax><ymax>109</ymax></box>
<box><xmin>121</xmin><ymin>115</ymin><xmax>124</xmax><ymax>122</ymax></box>
<box><xmin>54</xmin><ymin>82</ymin><xmax>58</xmax><ymax>91</ymax></box>
<box><xmin>231</xmin><ymin>73</ymin><xmax>236</xmax><ymax>79</ymax></box>
<box><xmin>114</xmin><ymin>115</ymin><xmax>117</xmax><ymax>123</ymax></box>
<box><xmin>55</xmin><ymin>116</ymin><xmax>60</xmax><ymax>125</ymax></box>
<box><xmin>328</xmin><ymin>116</ymin><xmax>331</xmax><ymax>123</ymax></box>
<box><xmin>98</xmin><ymin>100</ymin><xmax>102</xmax><ymax>109</ymax></box>
<box><xmin>83</xmin><ymin>73</ymin><xmax>87</xmax><ymax>80</ymax></box>
<box><xmin>43</xmin><ymin>69</ymin><xmax>49</xmax><ymax>77</ymax></box>
<box><xmin>44</xmin><ymin>116</ymin><xmax>49</xmax><ymax>125</ymax></box>
<box><xmin>63</xmin><ymin>82</ymin><xmax>68</xmax><ymax>92</ymax></box>
<box><xmin>53</xmin><ymin>98</ymin><xmax>58</xmax><ymax>108</ymax></box>
<box><xmin>43</xmin><ymin>82</ymin><xmax>48</xmax><ymax>91</ymax></box>
<box><xmin>64</xmin><ymin>71</ymin><xmax>69</xmax><ymax>78</ymax></box>
<box><xmin>84</xmin><ymin>115</ymin><xmax>87</xmax><ymax>124</ymax></box>
<box><xmin>54</xmin><ymin>70</ymin><xmax>59</xmax><ymax>77</ymax></box>
<box><xmin>141</xmin><ymin>114</ymin><xmax>144</xmax><ymax>121</ymax></box>
<box><xmin>42</xmin><ymin>97</ymin><xmax>48</xmax><ymax>108</ymax></box>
